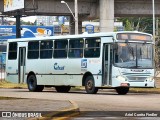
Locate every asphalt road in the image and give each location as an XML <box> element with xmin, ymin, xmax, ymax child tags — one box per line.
<box><xmin>0</xmin><ymin>88</ymin><xmax>160</xmax><ymax>119</ymax></box>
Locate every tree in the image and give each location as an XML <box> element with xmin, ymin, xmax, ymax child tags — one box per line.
<box><xmin>125</xmin><ymin>20</ymin><xmax>133</xmax><ymax>31</ymax></box>
<box><xmin>117</xmin><ymin>17</ymin><xmax>153</xmax><ymax>34</ymax></box>
<box><xmin>20</xmin><ymin>20</ymin><xmax>34</xmax><ymax>25</ymax></box>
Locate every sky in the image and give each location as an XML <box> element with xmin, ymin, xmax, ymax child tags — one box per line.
<box><xmin>7</xmin><ymin>16</ymin><xmax>37</xmax><ymax>23</ymax></box>
<box><xmin>21</xmin><ymin>16</ymin><xmax>37</xmax><ymax>22</ymax></box>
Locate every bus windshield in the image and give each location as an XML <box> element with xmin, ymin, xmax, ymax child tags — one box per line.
<box><xmin>114</xmin><ymin>43</ymin><xmax>153</xmax><ymax>68</ymax></box>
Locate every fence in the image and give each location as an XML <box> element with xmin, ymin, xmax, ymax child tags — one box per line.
<box><xmin>0</xmin><ymin>52</ymin><xmax>6</xmax><ymax>81</ymax></box>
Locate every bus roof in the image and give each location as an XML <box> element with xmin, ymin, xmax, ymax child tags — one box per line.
<box><xmin>7</xmin><ymin>31</ymin><xmax>152</xmax><ymax>42</ymax></box>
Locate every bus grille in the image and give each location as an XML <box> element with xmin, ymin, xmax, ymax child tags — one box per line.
<box><xmin>126</xmin><ymin>76</ymin><xmax>147</xmax><ymax>82</ymax></box>
<box><xmin>122</xmin><ymin>72</ymin><xmax>151</xmax><ymax>82</ymax></box>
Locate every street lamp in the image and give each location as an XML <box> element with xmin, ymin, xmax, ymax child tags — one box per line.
<box><xmin>152</xmin><ymin>0</ymin><xmax>156</xmax><ymax>78</ymax></box>
<box><xmin>61</xmin><ymin>0</ymin><xmax>78</xmax><ymax>34</ymax></box>
<box><xmin>152</xmin><ymin>0</ymin><xmax>155</xmax><ymax>43</ymax></box>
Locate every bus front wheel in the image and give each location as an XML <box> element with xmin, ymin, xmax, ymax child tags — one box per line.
<box><xmin>115</xmin><ymin>87</ymin><xmax>129</xmax><ymax>95</ymax></box>
<box><xmin>85</xmin><ymin>76</ymin><xmax>98</xmax><ymax>94</ymax></box>
<box><xmin>27</xmin><ymin>75</ymin><xmax>44</xmax><ymax>92</ymax></box>
<box><xmin>55</xmin><ymin>86</ymin><xmax>71</xmax><ymax>93</ymax></box>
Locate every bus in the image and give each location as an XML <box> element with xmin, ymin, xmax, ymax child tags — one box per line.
<box><xmin>5</xmin><ymin>31</ymin><xmax>155</xmax><ymax>95</ymax></box>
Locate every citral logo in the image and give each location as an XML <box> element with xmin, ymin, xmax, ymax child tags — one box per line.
<box><xmin>54</xmin><ymin>63</ymin><xmax>65</xmax><ymax>70</ymax></box>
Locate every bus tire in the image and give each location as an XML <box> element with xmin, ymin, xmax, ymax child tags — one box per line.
<box><xmin>55</xmin><ymin>86</ymin><xmax>71</xmax><ymax>93</ymax></box>
<box><xmin>27</xmin><ymin>75</ymin><xmax>44</xmax><ymax>92</ymax></box>
<box><xmin>85</xmin><ymin>76</ymin><xmax>98</xmax><ymax>94</ymax></box>
<box><xmin>115</xmin><ymin>87</ymin><xmax>129</xmax><ymax>95</ymax></box>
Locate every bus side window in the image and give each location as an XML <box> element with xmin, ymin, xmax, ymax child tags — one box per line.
<box><xmin>68</xmin><ymin>39</ymin><xmax>83</xmax><ymax>58</ymax></box>
<box><xmin>40</xmin><ymin>41</ymin><xmax>53</xmax><ymax>59</ymax></box>
<box><xmin>84</xmin><ymin>38</ymin><xmax>101</xmax><ymax>58</ymax></box>
<box><xmin>28</xmin><ymin>41</ymin><xmax>39</xmax><ymax>59</ymax></box>
<box><xmin>54</xmin><ymin>40</ymin><xmax>68</xmax><ymax>58</ymax></box>
<box><xmin>8</xmin><ymin>42</ymin><xmax>17</xmax><ymax>60</ymax></box>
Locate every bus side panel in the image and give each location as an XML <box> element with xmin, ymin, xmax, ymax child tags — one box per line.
<box><xmin>53</xmin><ymin>59</ymin><xmax>82</xmax><ymax>86</ymax></box>
<box><xmin>37</xmin><ymin>59</ymin><xmax>55</xmax><ymax>85</ymax></box>
<box><xmin>6</xmin><ymin>42</ymin><xmax>18</xmax><ymax>83</ymax></box>
<box><xmin>67</xmin><ymin>59</ymin><xmax>82</xmax><ymax>86</ymax></box>
<box><xmin>69</xmin><ymin>75</ymin><xmax>83</xmax><ymax>86</ymax></box>
<box><xmin>6</xmin><ymin>60</ymin><xmax>18</xmax><ymax>83</ymax></box>
<box><xmin>26</xmin><ymin>59</ymin><xmax>55</xmax><ymax>85</ymax></box>
<box><xmin>93</xmin><ymin>75</ymin><xmax>102</xmax><ymax>87</ymax></box>
<box><xmin>87</xmin><ymin>58</ymin><xmax>102</xmax><ymax>87</ymax></box>
<box><xmin>36</xmin><ymin>75</ymin><xmax>55</xmax><ymax>85</ymax></box>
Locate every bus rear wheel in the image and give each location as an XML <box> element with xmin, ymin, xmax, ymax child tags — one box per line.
<box><xmin>85</xmin><ymin>76</ymin><xmax>98</xmax><ymax>94</ymax></box>
<box><xmin>55</xmin><ymin>86</ymin><xmax>71</xmax><ymax>93</ymax></box>
<box><xmin>27</xmin><ymin>75</ymin><xmax>44</xmax><ymax>92</ymax></box>
<box><xmin>115</xmin><ymin>87</ymin><xmax>129</xmax><ymax>95</ymax></box>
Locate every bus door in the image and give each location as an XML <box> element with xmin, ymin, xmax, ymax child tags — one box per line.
<box><xmin>103</xmin><ymin>44</ymin><xmax>113</xmax><ymax>86</ymax></box>
<box><xmin>18</xmin><ymin>47</ymin><xmax>26</xmax><ymax>83</ymax></box>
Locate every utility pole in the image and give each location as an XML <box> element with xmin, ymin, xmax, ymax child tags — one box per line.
<box><xmin>152</xmin><ymin>0</ymin><xmax>155</xmax><ymax>44</ymax></box>
<box><xmin>75</xmin><ymin>0</ymin><xmax>78</xmax><ymax>34</ymax></box>
<box><xmin>15</xmin><ymin>10</ymin><xmax>21</xmax><ymax>38</ymax></box>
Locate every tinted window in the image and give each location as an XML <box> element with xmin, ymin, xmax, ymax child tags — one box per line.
<box><xmin>28</xmin><ymin>41</ymin><xmax>39</xmax><ymax>59</ymax></box>
<box><xmin>84</xmin><ymin>38</ymin><xmax>101</xmax><ymax>58</ymax></box>
<box><xmin>40</xmin><ymin>41</ymin><xmax>53</xmax><ymax>59</ymax></box>
<box><xmin>69</xmin><ymin>39</ymin><xmax>84</xmax><ymax>58</ymax></box>
<box><xmin>8</xmin><ymin>42</ymin><xmax>17</xmax><ymax>60</ymax></box>
<box><xmin>54</xmin><ymin>40</ymin><xmax>68</xmax><ymax>58</ymax></box>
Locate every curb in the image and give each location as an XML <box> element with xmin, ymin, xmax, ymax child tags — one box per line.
<box><xmin>53</xmin><ymin>100</ymin><xmax>80</xmax><ymax>120</ymax></box>
<box><xmin>29</xmin><ymin>100</ymin><xmax>80</xmax><ymax>120</ymax></box>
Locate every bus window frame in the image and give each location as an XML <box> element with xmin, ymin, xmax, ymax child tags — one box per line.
<box><xmin>53</xmin><ymin>39</ymin><xmax>68</xmax><ymax>59</ymax></box>
<box><xmin>27</xmin><ymin>41</ymin><xmax>40</xmax><ymax>59</ymax></box>
<box><xmin>8</xmin><ymin>42</ymin><xmax>18</xmax><ymax>60</ymax></box>
<box><xmin>68</xmin><ymin>38</ymin><xmax>84</xmax><ymax>58</ymax></box>
<box><xmin>84</xmin><ymin>37</ymin><xmax>101</xmax><ymax>58</ymax></box>
<box><xmin>40</xmin><ymin>40</ymin><xmax>53</xmax><ymax>59</ymax></box>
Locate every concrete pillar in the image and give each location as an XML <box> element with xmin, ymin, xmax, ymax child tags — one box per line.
<box><xmin>100</xmin><ymin>0</ymin><xmax>114</xmax><ymax>32</ymax></box>
<box><xmin>69</xmin><ymin>16</ymin><xmax>82</xmax><ymax>35</ymax></box>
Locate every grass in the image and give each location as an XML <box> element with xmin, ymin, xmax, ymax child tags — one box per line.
<box><xmin>0</xmin><ymin>81</ymin><xmax>160</xmax><ymax>94</ymax></box>
<box><xmin>0</xmin><ymin>96</ymin><xmax>21</xmax><ymax>100</ymax></box>
<box><xmin>0</xmin><ymin>81</ymin><xmax>26</xmax><ymax>100</ymax></box>
<box><xmin>130</xmin><ymin>88</ymin><xmax>160</xmax><ymax>94</ymax></box>
<box><xmin>0</xmin><ymin>81</ymin><xmax>27</xmax><ymax>89</ymax></box>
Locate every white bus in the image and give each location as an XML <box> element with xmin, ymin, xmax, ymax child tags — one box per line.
<box><xmin>6</xmin><ymin>31</ymin><xmax>155</xmax><ymax>95</ymax></box>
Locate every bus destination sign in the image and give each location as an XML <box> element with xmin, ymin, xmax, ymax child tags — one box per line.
<box><xmin>117</xmin><ymin>33</ymin><xmax>152</xmax><ymax>41</ymax></box>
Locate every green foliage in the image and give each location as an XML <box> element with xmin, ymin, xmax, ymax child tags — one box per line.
<box><xmin>114</xmin><ymin>27</ymin><xmax>117</xmax><ymax>32</ymax></box>
<box><xmin>20</xmin><ymin>20</ymin><xmax>34</xmax><ymax>25</ymax></box>
<box><xmin>125</xmin><ymin>20</ymin><xmax>133</xmax><ymax>31</ymax></box>
<box><xmin>117</xmin><ymin>17</ymin><xmax>153</xmax><ymax>34</ymax></box>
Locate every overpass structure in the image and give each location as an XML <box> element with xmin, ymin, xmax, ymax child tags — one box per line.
<box><xmin>0</xmin><ymin>0</ymin><xmax>160</xmax><ymax>34</ymax></box>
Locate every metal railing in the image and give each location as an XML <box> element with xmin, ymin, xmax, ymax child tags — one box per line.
<box><xmin>0</xmin><ymin>64</ymin><xmax>5</xmax><ymax>81</ymax></box>
<box><xmin>0</xmin><ymin>54</ymin><xmax>6</xmax><ymax>81</ymax></box>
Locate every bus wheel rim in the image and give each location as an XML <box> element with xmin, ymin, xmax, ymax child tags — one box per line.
<box><xmin>87</xmin><ymin>80</ymin><xmax>93</xmax><ymax>90</ymax></box>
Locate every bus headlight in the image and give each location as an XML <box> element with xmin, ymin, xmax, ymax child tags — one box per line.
<box><xmin>116</xmin><ymin>75</ymin><xmax>126</xmax><ymax>81</ymax></box>
<box><xmin>147</xmin><ymin>76</ymin><xmax>154</xmax><ymax>82</ymax></box>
